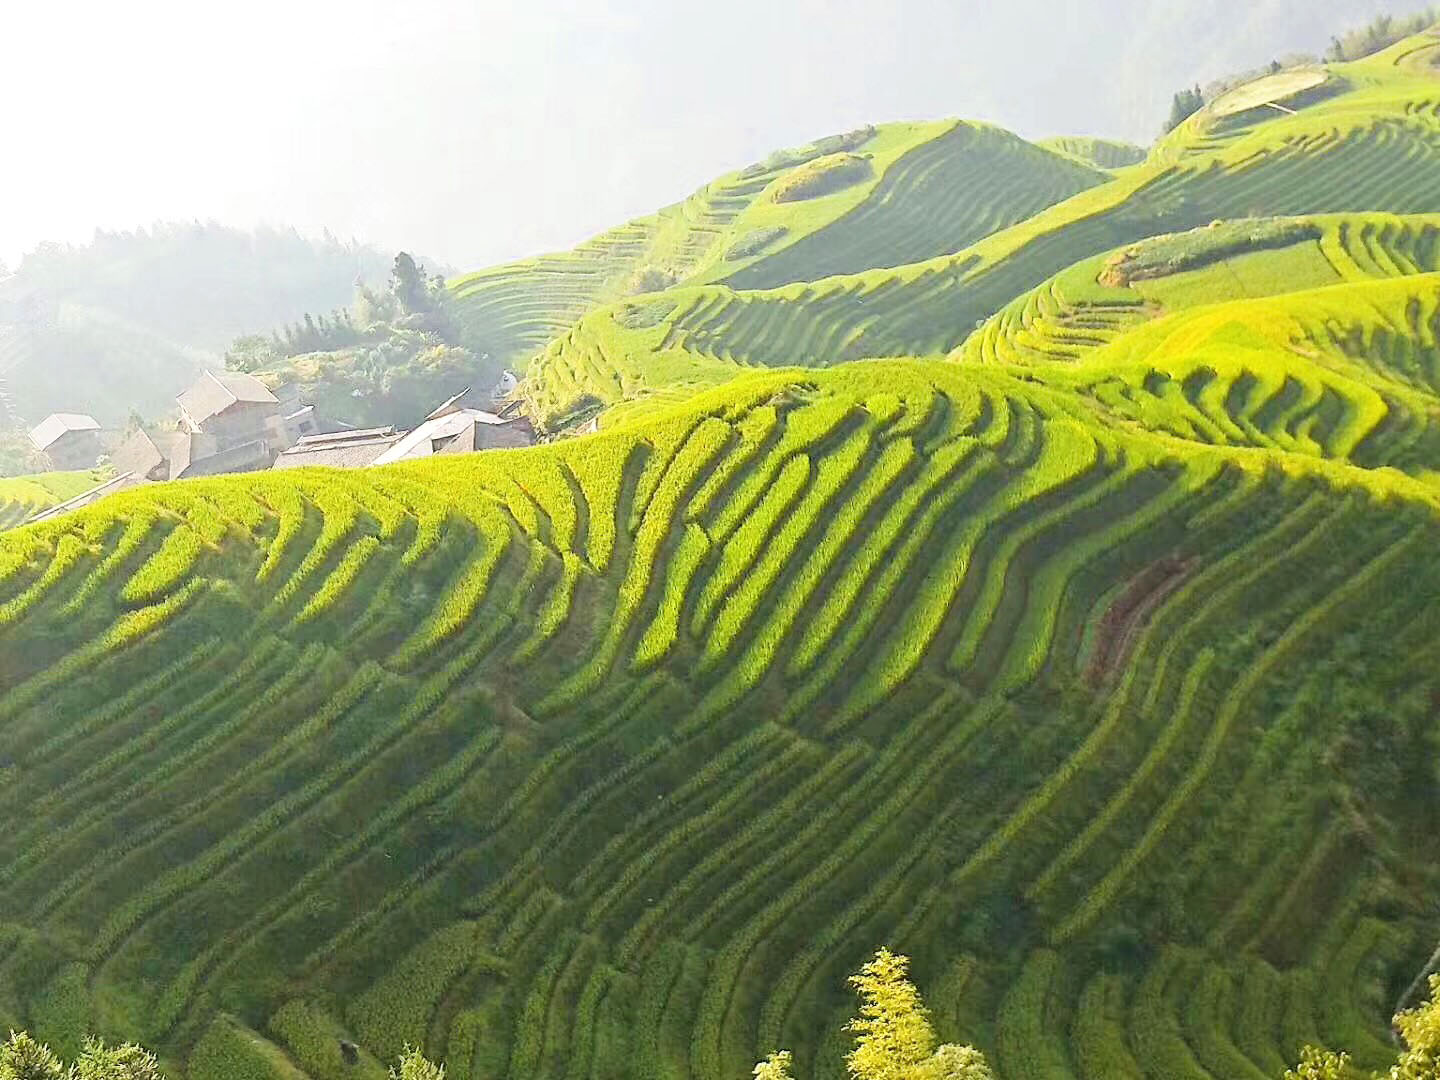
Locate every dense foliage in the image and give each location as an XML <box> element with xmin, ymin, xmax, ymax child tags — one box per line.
<box><xmin>1163</xmin><ymin>85</ymin><xmax>1205</xmax><ymax>133</ymax></box>
<box><xmin>1325</xmin><ymin>7</ymin><xmax>1439</xmax><ymax>61</ymax></box>
<box><xmin>227</xmin><ymin>253</ymin><xmax>494</xmax><ymax>428</ymax></box>
<box><xmin>0</xmin><ymin>1032</ymin><xmax>161</xmax><ymax>1080</ymax></box>
<box><xmin>0</xmin><ymin>436</ymin><xmax>51</xmax><ymax>481</ymax></box>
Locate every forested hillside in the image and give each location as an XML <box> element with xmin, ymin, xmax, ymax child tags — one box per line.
<box><xmin>1</xmin><ymin>19</ymin><xmax>1439</xmax><ymax>1080</ymax></box>
<box><xmin>0</xmin><ymin>225</ymin><xmax>396</xmax><ymax>427</ymax></box>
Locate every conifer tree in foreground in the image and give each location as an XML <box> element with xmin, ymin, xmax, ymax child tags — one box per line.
<box><xmin>390</xmin><ymin>1044</ymin><xmax>445</xmax><ymax>1080</ymax></box>
<box><xmin>756</xmin><ymin>948</ymin><xmax>992</xmax><ymax>1080</ymax></box>
<box><xmin>0</xmin><ymin>1031</ymin><xmax>65</xmax><ymax>1080</ymax></box>
<box><xmin>0</xmin><ymin>1034</ymin><xmax>161</xmax><ymax>1080</ymax></box>
<box><xmin>1284</xmin><ymin>972</ymin><xmax>1440</xmax><ymax>1079</ymax></box>
<box><xmin>1</xmin><ymin>1031</ymin><xmax>450</xmax><ymax>1080</ymax></box>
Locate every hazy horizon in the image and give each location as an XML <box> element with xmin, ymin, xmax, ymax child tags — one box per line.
<box><xmin>0</xmin><ymin>0</ymin><xmax>1417</xmax><ymax>273</ymax></box>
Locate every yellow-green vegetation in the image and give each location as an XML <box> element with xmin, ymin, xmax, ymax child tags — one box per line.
<box><xmin>6</xmin><ymin>23</ymin><xmax>1440</xmax><ymax>1080</ymax></box>
<box><xmin>451</xmin><ymin>119</ymin><xmax>1104</xmax><ymax>378</ymax></box>
<box><xmin>770</xmin><ymin>154</ymin><xmax>874</xmax><ymax>204</ymax></box>
<box><xmin>759</xmin><ymin>948</ymin><xmax>992</xmax><ymax>1080</ymax></box>
<box><xmin>520</xmin><ymin>37</ymin><xmax>1440</xmax><ymax>429</ymax></box>
<box><xmin>2</xmin><ymin>351</ymin><xmax>1438</xmax><ymax>1079</ymax></box>
<box><xmin>0</xmin><ymin>471</ymin><xmax>109</xmax><ymax>532</ymax></box>
<box><xmin>1283</xmin><ymin>973</ymin><xmax>1440</xmax><ymax>1078</ymax></box>
<box><xmin>1036</xmin><ymin>136</ymin><xmax>1147</xmax><ymax>170</ymax></box>
<box><xmin>0</xmin><ymin>1027</ymin><xmax>443</xmax><ymax>1080</ymax></box>
<box><xmin>1208</xmin><ymin>69</ymin><xmax>1330</xmax><ymax>117</ymax></box>
<box><xmin>0</xmin><ymin>1030</ymin><xmax>163</xmax><ymax>1080</ymax></box>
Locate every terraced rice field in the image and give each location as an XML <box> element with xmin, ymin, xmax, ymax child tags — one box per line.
<box><xmin>715</xmin><ymin>123</ymin><xmax>1106</xmax><ymax>291</ymax></box>
<box><xmin>7</xmin><ymin>25</ymin><xmax>1440</xmax><ymax>1080</ymax></box>
<box><xmin>0</xmin><ymin>471</ymin><xmax>109</xmax><ymax>532</ymax></box>
<box><xmin>1</xmin><ymin>348</ymin><xmax>1438</xmax><ymax>1080</ymax></box>
<box><xmin>1209</xmin><ymin>70</ymin><xmax>1330</xmax><ymax>117</ymax></box>
<box><xmin>518</xmin><ymin>48</ymin><xmax>1440</xmax><ymax>428</ymax></box>
<box><xmin>523</xmin><ymin>211</ymin><xmax>1440</xmax><ymax>431</ymax></box>
<box><xmin>452</xmin><ymin>121</ymin><xmax>1104</xmax><ymax>387</ymax></box>
<box><xmin>1036</xmin><ymin>136</ymin><xmax>1147</xmax><ymax>170</ymax></box>
<box><xmin>445</xmin><ymin>126</ymin><xmax>898</xmax><ymax>373</ymax></box>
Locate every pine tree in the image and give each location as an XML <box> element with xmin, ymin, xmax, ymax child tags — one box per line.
<box><xmin>753</xmin><ymin>1050</ymin><xmax>795</xmax><ymax>1080</ymax></box>
<box><xmin>0</xmin><ymin>1032</ymin><xmax>65</xmax><ymax>1080</ymax></box>
<box><xmin>390</xmin><ymin>1044</ymin><xmax>445</xmax><ymax>1080</ymax></box>
<box><xmin>846</xmin><ymin>948</ymin><xmax>937</xmax><ymax>1080</ymax></box>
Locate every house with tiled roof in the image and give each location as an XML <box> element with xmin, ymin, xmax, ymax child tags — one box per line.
<box><xmin>178</xmin><ymin>371</ymin><xmax>281</xmax><ymax>444</ymax></box>
<box><xmin>29</xmin><ymin>413</ymin><xmax>102</xmax><ymax>470</ymax></box>
<box><xmin>371</xmin><ymin>389</ymin><xmax>534</xmax><ymax>465</ymax></box>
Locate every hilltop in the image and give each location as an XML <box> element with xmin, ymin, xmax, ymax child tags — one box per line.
<box><xmin>2</xmin><ymin>22</ymin><xmax>1440</xmax><ymax>1080</ymax></box>
<box><xmin>515</xmin><ymin>33</ymin><xmax>1440</xmax><ymax>430</ymax></box>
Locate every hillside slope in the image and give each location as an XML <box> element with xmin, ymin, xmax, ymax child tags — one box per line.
<box><xmin>0</xmin><ymin>471</ymin><xmax>109</xmax><ymax>532</ymax></box>
<box><xmin>449</xmin><ymin>121</ymin><xmax>1103</xmax><ymax>377</ymax></box>
<box><xmin>2</xmin><ymin>349</ymin><xmax>1438</xmax><ymax>1080</ymax></box>
<box><xmin>5</xmin><ymin>25</ymin><xmax>1440</xmax><ymax>1080</ymax></box>
<box><xmin>519</xmin><ymin>40</ymin><xmax>1440</xmax><ymax>429</ymax></box>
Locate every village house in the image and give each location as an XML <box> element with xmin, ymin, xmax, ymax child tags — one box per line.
<box><xmin>176</xmin><ymin>370</ymin><xmax>287</xmax><ymax>462</ymax></box>
<box><xmin>371</xmin><ymin>390</ymin><xmax>535</xmax><ymax>465</ymax></box>
<box><xmin>273</xmin><ymin>388</ymin><xmax>534</xmax><ymax>471</ymax></box>
<box><xmin>110</xmin><ymin>370</ymin><xmax>333</xmax><ymax>483</ymax></box>
<box><xmin>29</xmin><ymin>413</ymin><xmax>103</xmax><ymax>470</ymax></box>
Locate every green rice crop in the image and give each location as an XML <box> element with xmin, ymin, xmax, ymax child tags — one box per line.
<box><xmin>5</xmin><ymin>37</ymin><xmax>1440</xmax><ymax>1079</ymax></box>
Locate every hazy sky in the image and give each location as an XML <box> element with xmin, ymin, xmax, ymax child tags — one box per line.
<box><xmin>0</xmin><ymin>0</ymin><xmax>1408</xmax><ymax>272</ymax></box>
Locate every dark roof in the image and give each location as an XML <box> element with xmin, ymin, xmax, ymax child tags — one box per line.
<box><xmin>180</xmin><ymin>438</ymin><xmax>272</xmax><ymax>477</ymax></box>
<box><xmin>274</xmin><ymin>429</ymin><xmax>403</xmax><ymax>469</ymax></box>
<box><xmin>112</xmin><ymin>429</ymin><xmax>167</xmax><ymax>480</ymax></box>
<box><xmin>425</xmin><ymin>388</ymin><xmax>473</xmax><ymax>421</ymax></box>
<box><xmin>177</xmin><ymin>371</ymin><xmax>278</xmax><ymax>426</ymax></box>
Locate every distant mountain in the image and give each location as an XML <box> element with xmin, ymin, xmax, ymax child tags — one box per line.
<box><xmin>0</xmin><ymin>223</ymin><xmax>397</xmax><ymax>427</ymax></box>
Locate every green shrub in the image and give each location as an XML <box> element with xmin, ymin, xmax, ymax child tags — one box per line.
<box><xmin>771</xmin><ymin>154</ymin><xmax>874</xmax><ymax>203</ymax></box>
<box><xmin>28</xmin><ymin>964</ymin><xmax>89</xmax><ymax>1062</ymax></box>
<box><xmin>725</xmin><ymin>227</ymin><xmax>790</xmax><ymax>261</ymax></box>
<box><xmin>189</xmin><ymin>1016</ymin><xmax>310</xmax><ymax>1080</ymax></box>
<box><xmin>1099</xmin><ymin>219</ymin><xmax>1322</xmax><ymax>286</ymax></box>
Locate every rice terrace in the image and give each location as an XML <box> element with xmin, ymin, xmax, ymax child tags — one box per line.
<box><xmin>3</xmin><ymin>8</ymin><xmax>1440</xmax><ymax>1080</ymax></box>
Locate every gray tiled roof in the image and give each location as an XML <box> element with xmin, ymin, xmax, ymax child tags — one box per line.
<box><xmin>177</xmin><ymin>371</ymin><xmax>278</xmax><ymax>426</ymax></box>
<box><xmin>274</xmin><ymin>434</ymin><xmax>402</xmax><ymax>469</ymax></box>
